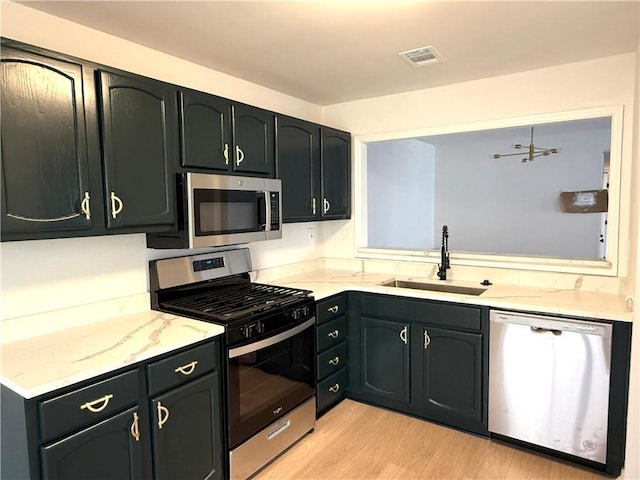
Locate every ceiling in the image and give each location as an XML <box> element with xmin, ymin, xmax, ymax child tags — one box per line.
<box><xmin>17</xmin><ymin>1</ymin><xmax>640</xmax><ymax>106</ymax></box>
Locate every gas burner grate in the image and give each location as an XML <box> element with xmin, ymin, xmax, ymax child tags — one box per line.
<box><xmin>160</xmin><ymin>283</ymin><xmax>311</xmax><ymax>322</ymax></box>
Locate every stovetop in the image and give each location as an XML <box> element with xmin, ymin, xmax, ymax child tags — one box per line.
<box><xmin>159</xmin><ymin>282</ymin><xmax>312</xmax><ymax>324</ymax></box>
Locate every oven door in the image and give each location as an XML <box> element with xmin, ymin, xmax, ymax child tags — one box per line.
<box><xmin>227</xmin><ymin>318</ymin><xmax>315</xmax><ymax>449</ymax></box>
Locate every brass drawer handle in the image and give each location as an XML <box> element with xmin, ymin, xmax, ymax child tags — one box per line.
<box><xmin>80</xmin><ymin>394</ymin><xmax>114</xmax><ymax>413</ymax></box>
<box><xmin>130</xmin><ymin>412</ymin><xmax>140</xmax><ymax>442</ymax></box>
<box><xmin>328</xmin><ymin>356</ymin><xmax>340</xmax><ymax>366</ymax></box>
<box><xmin>327</xmin><ymin>330</ymin><xmax>339</xmax><ymax>339</ymax></box>
<box><xmin>174</xmin><ymin>360</ymin><xmax>198</xmax><ymax>376</ymax></box>
<box><xmin>157</xmin><ymin>402</ymin><xmax>170</xmax><ymax>429</ymax></box>
<box><xmin>328</xmin><ymin>384</ymin><xmax>340</xmax><ymax>394</ymax></box>
<box><xmin>328</xmin><ymin>305</ymin><xmax>339</xmax><ymax>314</ymax></box>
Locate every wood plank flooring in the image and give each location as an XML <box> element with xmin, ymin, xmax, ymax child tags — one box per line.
<box><xmin>254</xmin><ymin>399</ymin><xmax>604</xmax><ymax>480</ymax></box>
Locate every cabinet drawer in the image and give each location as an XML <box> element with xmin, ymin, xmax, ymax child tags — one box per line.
<box><xmin>317</xmin><ymin>316</ymin><xmax>347</xmax><ymax>352</ymax></box>
<box><xmin>317</xmin><ymin>368</ymin><xmax>347</xmax><ymax>414</ymax></box>
<box><xmin>316</xmin><ymin>295</ymin><xmax>347</xmax><ymax>325</ymax></box>
<box><xmin>39</xmin><ymin>369</ymin><xmax>139</xmax><ymax>442</ymax></box>
<box><xmin>317</xmin><ymin>341</ymin><xmax>347</xmax><ymax>381</ymax></box>
<box><xmin>361</xmin><ymin>294</ymin><xmax>482</xmax><ymax>331</ymax></box>
<box><xmin>147</xmin><ymin>341</ymin><xmax>218</xmax><ymax>396</ymax></box>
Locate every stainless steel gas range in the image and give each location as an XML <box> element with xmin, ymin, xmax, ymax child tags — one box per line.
<box><xmin>150</xmin><ymin>248</ymin><xmax>316</xmax><ymax>480</ymax></box>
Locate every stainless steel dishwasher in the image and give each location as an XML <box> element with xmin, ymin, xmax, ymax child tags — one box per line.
<box><xmin>489</xmin><ymin>310</ymin><xmax>612</xmax><ymax>464</ymax></box>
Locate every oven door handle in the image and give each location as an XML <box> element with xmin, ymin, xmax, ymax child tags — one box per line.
<box><xmin>228</xmin><ymin>317</ymin><xmax>315</xmax><ymax>359</ymax></box>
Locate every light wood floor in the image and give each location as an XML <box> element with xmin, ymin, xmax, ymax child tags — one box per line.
<box><xmin>255</xmin><ymin>399</ymin><xmax>605</xmax><ymax>480</ymax></box>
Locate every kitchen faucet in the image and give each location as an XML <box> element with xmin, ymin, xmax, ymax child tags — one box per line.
<box><xmin>437</xmin><ymin>225</ymin><xmax>450</xmax><ymax>281</ymax></box>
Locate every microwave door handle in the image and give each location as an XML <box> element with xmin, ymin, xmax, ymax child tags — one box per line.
<box><xmin>263</xmin><ymin>191</ymin><xmax>271</xmax><ymax>232</ymax></box>
<box><xmin>256</xmin><ymin>192</ymin><xmax>268</xmax><ymax>230</ymax></box>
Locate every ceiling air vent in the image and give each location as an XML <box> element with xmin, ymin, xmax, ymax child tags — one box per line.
<box><xmin>398</xmin><ymin>46</ymin><xmax>444</xmax><ymax>67</ymax></box>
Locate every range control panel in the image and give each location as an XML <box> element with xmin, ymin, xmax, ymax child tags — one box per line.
<box><xmin>193</xmin><ymin>257</ymin><xmax>225</xmax><ymax>272</ymax></box>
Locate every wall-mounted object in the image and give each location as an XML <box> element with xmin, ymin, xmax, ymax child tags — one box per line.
<box><xmin>493</xmin><ymin>127</ymin><xmax>559</xmax><ymax>163</ymax></box>
<box><xmin>559</xmin><ymin>189</ymin><xmax>608</xmax><ymax>213</ymax></box>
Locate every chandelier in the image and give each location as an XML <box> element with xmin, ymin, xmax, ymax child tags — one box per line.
<box><xmin>493</xmin><ymin>127</ymin><xmax>559</xmax><ymax>163</ymax></box>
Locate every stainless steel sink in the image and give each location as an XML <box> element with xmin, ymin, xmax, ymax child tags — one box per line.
<box><xmin>379</xmin><ymin>279</ymin><xmax>487</xmax><ymax>296</ymax></box>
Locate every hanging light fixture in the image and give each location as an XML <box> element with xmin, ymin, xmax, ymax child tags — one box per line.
<box><xmin>493</xmin><ymin>126</ymin><xmax>559</xmax><ymax>163</ymax></box>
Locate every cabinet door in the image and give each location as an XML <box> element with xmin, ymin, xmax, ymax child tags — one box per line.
<box><xmin>232</xmin><ymin>103</ymin><xmax>274</xmax><ymax>176</ymax></box>
<box><xmin>98</xmin><ymin>70</ymin><xmax>177</xmax><ymax>231</ymax></box>
<box><xmin>360</xmin><ymin>316</ymin><xmax>411</xmax><ymax>406</ymax></box>
<box><xmin>41</xmin><ymin>406</ymin><xmax>143</xmax><ymax>480</ymax></box>
<box><xmin>1</xmin><ymin>47</ymin><xmax>93</xmax><ymax>237</ymax></box>
<box><xmin>179</xmin><ymin>90</ymin><xmax>232</xmax><ymax>171</ymax></box>
<box><xmin>151</xmin><ymin>372</ymin><xmax>223</xmax><ymax>480</ymax></box>
<box><xmin>320</xmin><ymin>128</ymin><xmax>351</xmax><ymax>219</ymax></box>
<box><xmin>276</xmin><ymin>117</ymin><xmax>320</xmax><ymax>222</ymax></box>
<box><xmin>415</xmin><ymin>325</ymin><xmax>483</xmax><ymax>427</ymax></box>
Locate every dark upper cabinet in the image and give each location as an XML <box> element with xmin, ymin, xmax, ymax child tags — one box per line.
<box><xmin>413</xmin><ymin>325</ymin><xmax>483</xmax><ymax>428</ymax></box>
<box><xmin>276</xmin><ymin>116</ymin><xmax>320</xmax><ymax>222</ymax></box>
<box><xmin>178</xmin><ymin>89</ymin><xmax>274</xmax><ymax>177</ymax></box>
<box><xmin>151</xmin><ymin>372</ymin><xmax>223</xmax><ymax>480</ymax></box>
<box><xmin>98</xmin><ymin>70</ymin><xmax>177</xmax><ymax>231</ymax></box>
<box><xmin>320</xmin><ymin>128</ymin><xmax>351</xmax><ymax>219</ymax></box>
<box><xmin>179</xmin><ymin>90</ymin><xmax>231</xmax><ymax>171</ymax></box>
<box><xmin>0</xmin><ymin>46</ymin><xmax>97</xmax><ymax>237</ymax></box>
<box><xmin>359</xmin><ymin>316</ymin><xmax>411</xmax><ymax>407</ymax></box>
<box><xmin>232</xmin><ymin>103</ymin><xmax>275</xmax><ymax>176</ymax></box>
<box><xmin>40</xmin><ymin>407</ymin><xmax>144</xmax><ymax>480</ymax></box>
<box><xmin>276</xmin><ymin>118</ymin><xmax>350</xmax><ymax>223</ymax></box>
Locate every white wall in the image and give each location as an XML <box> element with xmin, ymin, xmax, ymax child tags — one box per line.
<box><xmin>366</xmin><ymin>139</ymin><xmax>435</xmax><ymax>250</ymax></box>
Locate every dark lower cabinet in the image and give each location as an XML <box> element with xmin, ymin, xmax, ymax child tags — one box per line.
<box><xmin>413</xmin><ymin>325</ymin><xmax>483</xmax><ymax>431</ymax></box>
<box><xmin>41</xmin><ymin>407</ymin><xmax>143</xmax><ymax>480</ymax></box>
<box><xmin>315</xmin><ymin>295</ymin><xmax>349</xmax><ymax>416</ymax></box>
<box><xmin>151</xmin><ymin>373</ymin><xmax>222</xmax><ymax>480</ymax></box>
<box><xmin>0</xmin><ymin>339</ymin><xmax>223</xmax><ymax>480</ymax></box>
<box><xmin>360</xmin><ymin>316</ymin><xmax>411</xmax><ymax>408</ymax></box>
<box><xmin>348</xmin><ymin>293</ymin><xmax>489</xmax><ymax>436</ymax></box>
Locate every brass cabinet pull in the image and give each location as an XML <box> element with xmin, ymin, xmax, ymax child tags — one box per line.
<box><xmin>328</xmin><ymin>384</ymin><xmax>340</xmax><ymax>394</ymax></box>
<box><xmin>174</xmin><ymin>360</ymin><xmax>198</xmax><ymax>376</ymax></box>
<box><xmin>400</xmin><ymin>326</ymin><xmax>408</xmax><ymax>345</ymax></box>
<box><xmin>130</xmin><ymin>412</ymin><xmax>140</xmax><ymax>442</ymax></box>
<box><xmin>80</xmin><ymin>394</ymin><xmax>113</xmax><ymax>413</ymax></box>
<box><xmin>236</xmin><ymin>145</ymin><xmax>244</xmax><ymax>165</ymax></box>
<box><xmin>223</xmin><ymin>144</ymin><xmax>229</xmax><ymax>165</ymax></box>
<box><xmin>424</xmin><ymin>330</ymin><xmax>431</xmax><ymax>349</ymax></box>
<box><xmin>328</xmin><ymin>305</ymin><xmax>339</xmax><ymax>314</ymax></box>
<box><xmin>328</xmin><ymin>356</ymin><xmax>340</xmax><ymax>366</ymax></box>
<box><xmin>327</xmin><ymin>330</ymin><xmax>339</xmax><ymax>339</ymax></box>
<box><xmin>312</xmin><ymin>198</ymin><xmax>316</xmax><ymax>215</ymax></box>
<box><xmin>323</xmin><ymin>198</ymin><xmax>330</xmax><ymax>214</ymax></box>
<box><xmin>157</xmin><ymin>402</ymin><xmax>170</xmax><ymax>429</ymax></box>
<box><xmin>81</xmin><ymin>192</ymin><xmax>91</xmax><ymax>220</ymax></box>
<box><xmin>110</xmin><ymin>192</ymin><xmax>123</xmax><ymax>219</ymax></box>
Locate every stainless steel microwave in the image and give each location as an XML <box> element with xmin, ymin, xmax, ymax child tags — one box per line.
<box><xmin>147</xmin><ymin>173</ymin><xmax>281</xmax><ymax>249</ymax></box>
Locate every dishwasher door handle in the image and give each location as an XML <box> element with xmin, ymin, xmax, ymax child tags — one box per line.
<box><xmin>530</xmin><ymin>326</ymin><xmax>563</xmax><ymax>336</ymax></box>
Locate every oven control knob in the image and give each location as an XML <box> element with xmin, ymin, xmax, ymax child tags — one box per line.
<box><xmin>292</xmin><ymin>309</ymin><xmax>301</xmax><ymax>321</ymax></box>
<box><xmin>302</xmin><ymin>305</ymin><xmax>310</xmax><ymax>317</ymax></box>
<box><xmin>256</xmin><ymin>321</ymin><xmax>265</xmax><ymax>334</ymax></box>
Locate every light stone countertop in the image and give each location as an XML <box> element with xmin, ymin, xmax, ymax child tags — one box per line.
<box><xmin>1</xmin><ymin>309</ymin><xmax>224</xmax><ymax>399</ymax></box>
<box><xmin>267</xmin><ymin>268</ymin><xmax>633</xmax><ymax>322</ymax></box>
